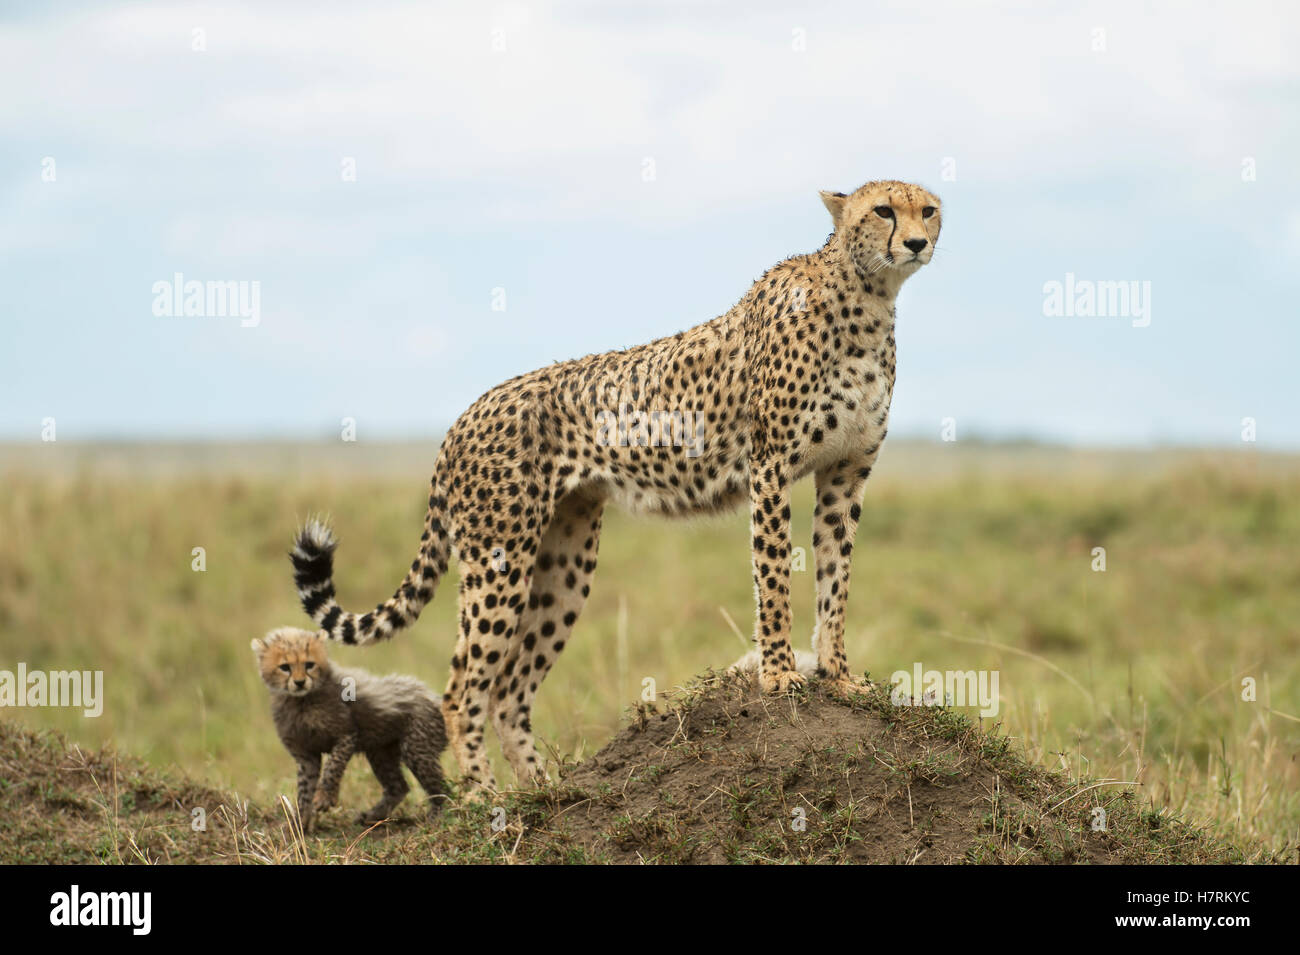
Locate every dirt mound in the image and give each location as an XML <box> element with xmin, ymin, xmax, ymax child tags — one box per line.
<box><xmin>0</xmin><ymin>673</ymin><xmax>1240</xmax><ymax>864</ymax></box>
<box><xmin>509</xmin><ymin>673</ymin><xmax>1237</xmax><ymax>864</ymax></box>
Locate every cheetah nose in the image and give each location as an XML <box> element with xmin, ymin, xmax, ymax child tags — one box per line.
<box><xmin>294</xmin><ymin>678</ymin><xmax>306</xmax><ymax>688</ymax></box>
<box><xmin>903</xmin><ymin>238</ymin><xmax>928</xmax><ymax>254</ymax></box>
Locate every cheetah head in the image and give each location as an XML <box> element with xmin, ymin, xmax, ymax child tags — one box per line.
<box><xmin>820</xmin><ymin>180</ymin><xmax>941</xmax><ymax>279</ymax></box>
<box><xmin>251</xmin><ymin>626</ymin><xmax>332</xmax><ymax>697</ymax></box>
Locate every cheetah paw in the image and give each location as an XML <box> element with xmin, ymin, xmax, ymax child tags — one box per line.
<box><xmin>312</xmin><ymin>791</ymin><xmax>337</xmax><ymax>813</ymax></box>
<box><xmin>525</xmin><ymin>767</ymin><xmax>553</xmax><ymax>787</ymax></box>
<box><xmin>827</xmin><ymin>676</ymin><xmax>872</xmax><ymax>699</ymax></box>
<box><xmin>458</xmin><ymin>780</ymin><xmax>498</xmax><ymax>805</ymax></box>
<box><xmin>759</xmin><ymin>667</ymin><xmax>807</xmax><ymax>695</ymax></box>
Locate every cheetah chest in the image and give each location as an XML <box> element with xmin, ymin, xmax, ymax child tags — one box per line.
<box><xmin>812</xmin><ymin>359</ymin><xmax>894</xmax><ymax>466</ymax></box>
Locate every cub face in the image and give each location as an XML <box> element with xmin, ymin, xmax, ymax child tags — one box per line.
<box><xmin>251</xmin><ymin>626</ymin><xmax>331</xmax><ymax>696</ymax></box>
<box><xmin>820</xmin><ymin>180</ymin><xmax>942</xmax><ymax>277</ymax></box>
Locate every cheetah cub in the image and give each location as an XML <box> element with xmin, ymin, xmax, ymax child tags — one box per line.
<box><xmin>251</xmin><ymin>626</ymin><xmax>448</xmax><ymax>831</ymax></box>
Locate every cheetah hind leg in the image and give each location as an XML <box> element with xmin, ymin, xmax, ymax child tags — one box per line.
<box><xmin>490</xmin><ymin>491</ymin><xmax>605</xmax><ymax>785</ymax></box>
<box><xmin>445</xmin><ymin>536</ymin><xmax>538</xmax><ymax>799</ymax></box>
<box><xmin>401</xmin><ymin>713</ymin><xmax>449</xmax><ymax>820</ymax></box>
<box><xmin>442</xmin><ymin>572</ymin><xmax>499</xmax><ymax>800</ymax></box>
<box><xmin>357</xmin><ymin>744</ymin><xmax>409</xmax><ymax>826</ymax></box>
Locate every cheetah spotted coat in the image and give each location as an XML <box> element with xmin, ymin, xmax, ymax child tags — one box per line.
<box><xmin>291</xmin><ymin>180</ymin><xmax>941</xmax><ymax>791</ymax></box>
<box><xmin>253</xmin><ymin>627</ymin><xmax>448</xmax><ymax>829</ymax></box>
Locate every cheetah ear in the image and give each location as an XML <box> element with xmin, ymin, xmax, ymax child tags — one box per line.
<box><xmin>253</xmin><ymin>627</ymin><xmax>288</xmax><ymax>653</ymax></box>
<box><xmin>819</xmin><ymin>190</ymin><xmax>848</xmax><ymax>229</ymax></box>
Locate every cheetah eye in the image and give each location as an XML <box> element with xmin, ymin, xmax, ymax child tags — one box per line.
<box><xmin>873</xmin><ymin>205</ymin><xmax>894</xmax><ymax>220</ymax></box>
<box><xmin>279</xmin><ymin>664</ymin><xmax>291</xmax><ymax>672</ymax></box>
<box><xmin>922</xmin><ymin>206</ymin><xmax>937</xmax><ymax>219</ymax></box>
<box><xmin>304</xmin><ymin>661</ymin><xmax>315</xmax><ymax>670</ymax></box>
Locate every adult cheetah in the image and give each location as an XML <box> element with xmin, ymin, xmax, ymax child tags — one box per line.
<box><xmin>291</xmin><ymin>180</ymin><xmax>941</xmax><ymax>793</ymax></box>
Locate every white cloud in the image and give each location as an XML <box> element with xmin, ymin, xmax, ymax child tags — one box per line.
<box><xmin>2</xmin><ymin>1</ymin><xmax>1297</xmax><ymax>443</ymax></box>
<box><xmin>3</xmin><ymin>0</ymin><xmax>1295</xmax><ymax>228</ymax></box>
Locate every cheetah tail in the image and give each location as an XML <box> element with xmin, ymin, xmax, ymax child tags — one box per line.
<box><xmin>289</xmin><ymin>498</ymin><xmax>451</xmax><ymax>646</ymax></box>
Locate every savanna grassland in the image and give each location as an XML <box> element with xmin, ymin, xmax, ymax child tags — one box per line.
<box><xmin>1</xmin><ymin>440</ymin><xmax>1296</xmax><ymax>862</ymax></box>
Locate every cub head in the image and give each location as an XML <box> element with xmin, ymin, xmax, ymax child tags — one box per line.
<box><xmin>819</xmin><ymin>180</ymin><xmax>941</xmax><ymax>278</ymax></box>
<box><xmin>251</xmin><ymin>627</ymin><xmax>331</xmax><ymax>696</ymax></box>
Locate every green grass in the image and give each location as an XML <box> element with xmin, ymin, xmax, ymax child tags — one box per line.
<box><xmin>0</xmin><ymin>675</ymin><xmax>1243</xmax><ymax>864</ymax></box>
<box><xmin>1</xmin><ymin>440</ymin><xmax>1297</xmax><ymax>861</ymax></box>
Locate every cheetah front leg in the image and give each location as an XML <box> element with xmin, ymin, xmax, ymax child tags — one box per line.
<box><xmin>811</xmin><ymin>453</ymin><xmax>876</xmax><ymax>694</ymax></box>
<box><xmin>313</xmin><ymin>731</ymin><xmax>358</xmax><ymax>815</ymax></box>
<box><xmin>749</xmin><ymin>458</ymin><xmax>803</xmax><ymax>694</ymax></box>
<box><xmin>291</xmin><ymin>750</ymin><xmax>321</xmax><ymax>833</ymax></box>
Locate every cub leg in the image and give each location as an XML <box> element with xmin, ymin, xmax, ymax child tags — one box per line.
<box><xmin>401</xmin><ymin>707</ymin><xmax>450</xmax><ymax>819</ymax></box>
<box><xmin>357</xmin><ymin>743</ymin><xmax>408</xmax><ymax>825</ymax></box>
<box><xmin>291</xmin><ymin>750</ymin><xmax>321</xmax><ymax>833</ymax></box>
<box><xmin>313</xmin><ymin>731</ymin><xmax>358</xmax><ymax>813</ymax></box>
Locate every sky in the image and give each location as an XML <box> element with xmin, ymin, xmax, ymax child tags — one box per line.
<box><xmin>1</xmin><ymin>0</ymin><xmax>1297</xmax><ymax>447</ymax></box>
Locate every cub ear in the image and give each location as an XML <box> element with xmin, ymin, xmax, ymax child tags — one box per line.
<box><xmin>819</xmin><ymin>190</ymin><xmax>848</xmax><ymax>228</ymax></box>
<box><xmin>253</xmin><ymin>627</ymin><xmax>289</xmax><ymax>653</ymax></box>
